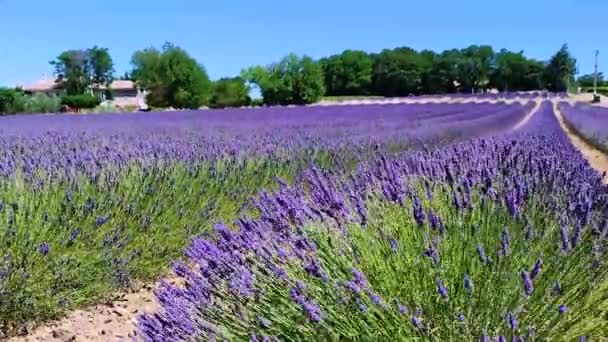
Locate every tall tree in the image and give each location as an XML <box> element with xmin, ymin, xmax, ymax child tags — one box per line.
<box><xmin>372</xmin><ymin>47</ymin><xmax>424</xmax><ymax>96</ymax></box>
<box><xmin>131</xmin><ymin>43</ymin><xmax>212</xmax><ymax>109</ymax></box>
<box><xmin>242</xmin><ymin>54</ymin><xmax>325</xmax><ymax>105</ymax></box>
<box><xmin>544</xmin><ymin>44</ymin><xmax>577</xmax><ymax>92</ymax></box>
<box><xmin>50</xmin><ymin>50</ymin><xmax>91</xmax><ymax>95</ymax></box>
<box><xmin>457</xmin><ymin>45</ymin><xmax>495</xmax><ymax>93</ymax></box>
<box><xmin>50</xmin><ymin>47</ymin><xmax>114</xmax><ymax>96</ymax></box>
<box><xmin>321</xmin><ymin>50</ymin><xmax>373</xmax><ymax>96</ymax></box>
<box><xmin>209</xmin><ymin>77</ymin><xmax>251</xmax><ymax>108</ymax></box>
<box><xmin>88</xmin><ymin>46</ymin><xmax>114</xmax><ymax>90</ymax></box>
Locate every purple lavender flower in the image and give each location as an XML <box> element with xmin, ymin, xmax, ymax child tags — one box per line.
<box><xmin>530</xmin><ymin>257</ymin><xmax>542</xmax><ymax>280</ymax></box>
<box><xmin>477</xmin><ymin>243</ymin><xmax>487</xmax><ymax>264</ymax></box>
<box><xmin>521</xmin><ymin>270</ymin><xmax>533</xmax><ymax>296</ymax></box>
<box><xmin>411</xmin><ymin>315</ymin><xmax>422</xmax><ymax>329</ymax></box>
<box><xmin>304</xmin><ymin>259</ymin><xmax>328</xmax><ymax>282</ymax></box>
<box><xmin>38</xmin><ymin>242</ymin><xmax>50</xmax><ymax>256</ymax></box>
<box><xmin>303</xmin><ymin>301</ymin><xmax>322</xmax><ymax>322</ymax></box>
<box><xmin>423</xmin><ymin>245</ymin><xmax>440</xmax><ymax>265</ymax></box>
<box><xmin>559</xmin><ymin>304</ymin><xmax>568</xmax><ymax>314</ymax></box>
<box><xmin>95</xmin><ymin>214</ymin><xmax>110</xmax><ymax>228</ymax></box>
<box><xmin>229</xmin><ymin>268</ymin><xmax>254</xmax><ymax>298</ymax></box>
<box><xmin>464</xmin><ymin>274</ymin><xmax>473</xmax><ymax>292</ymax></box>
<box><xmin>457</xmin><ymin>313</ymin><xmax>465</xmax><ymax>322</ymax></box>
<box><xmin>507</xmin><ymin>311</ymin><xmax>517</xmax><ymax>330</ymax></box>
<box><xmin>498</xmin><ymin>336</ymin><xmax>507</xmax><ymax>342</ymax></box>
<box><xmin>436</xmin><ymin>278</ymin><xmax>449</xmax><ymax>301</ymax></box>
<box><xmin>479</xmin><ymin>335</ymin><xmax>490</xmax><ymax>342</ymax></box>
<box><xmin>390</xmin><ymin>238</ymin><xmax>398</xmax><ymax>253</ymax></box>
<box><xmin>412</xmin><ymin>197</ymin><xmax>426</xmax><ymax>227</ymax></box>
<box><xmin>67</xmin><ymin>228</ymin><xmax>80</xmax><ymax>245</ymax></box>
<box><xmin>368</xmin><ymin>292</ymin><xmax>382</xmax><ymax>306</ymax></box>
<box><xmin>397</xmin><ymin>303</ymin><xmax>408</xmax><ymax>314</ymax></box>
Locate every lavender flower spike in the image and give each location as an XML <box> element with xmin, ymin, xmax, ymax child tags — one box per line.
<box><xmin>436</xmin><ymin>278</ymin><xmax>449</xmax><ymax>301</ymax></box>
<box><xmin>521</xmin><ymin>270</ymin><xmax>534</xmax><ymax>296</ymax></box>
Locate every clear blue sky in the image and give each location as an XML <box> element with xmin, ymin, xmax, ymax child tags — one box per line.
<box><xmin>0</xmin><ymin>0</ymin><xmax>605</xmax><ymax>86</ymax></box>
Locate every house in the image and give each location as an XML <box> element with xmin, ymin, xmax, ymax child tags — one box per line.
<box><xmin>19</xmin><ymin>77</ymin><xmax>147</xmax><ymax>109</ymax></box>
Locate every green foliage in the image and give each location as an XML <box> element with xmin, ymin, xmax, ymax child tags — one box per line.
<box><xmin>0</xmin><ymin>88</ymin><xmax>24</xmax><ymax>114</ymax></box>
<box><xmin>60</xmin><ymin>94</ymin><xmax>102</xmax><ymax>109</ymax></box>
<box><xmin>0</xmin><ymin>88</ymin><xmax>61</xmax><ymax>115</ymax></box>
<box><xmin>242</xmin><ymin>53</ymin><xmax>325</xmax><ymax>105</ymax></box>
<box><xmin>490</xmin><ymin>49</ymin><xmax>545</xmax><ymax>91</ymax></box>
<box><xmin>372</xmin><ymin>47</ymin><xmax>425</xmax><ymax>96</ymax></box>
<box><xmin>209</xmin><ymin>77</ymin><xmax>251</xmax><ymax>108</ymax></box>
<box><xmin>17</xmin><ymin>93</ymin><xmax>62</xmax><ymax>113</ymax></box>
<box><xmin>131</xmin><ymin>43</ymin><xmax>212</xmax><ymax>109</ymax></box>
<box><xmin>544</xmin><ymin>44</ymin><xmax>577</xmax><ymax>92</ymax></box>
<box><xmin>321</xmin><ymin>50</ymin><xmax>373</xmax><ymax>96</ymax></box>
<box><xmin>577</xmin><ymin>73</ymin><xmax>605</xmax><ymax>88</ymax></box>
<box><xmin>50</xmin><ymin>47</ymin><xmax>115</xmax><ymax>95</ymax></box>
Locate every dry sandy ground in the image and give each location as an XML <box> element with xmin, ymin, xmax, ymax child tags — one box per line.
<box><xmin>553</xmin><ymin>101</ymin><xmax>608</xmax><ymax>184</ymax></box>
<box><xmin>8</xmin><ymin>97</ymin><xmax>608</xmax><ymax>342</ymax></box>
<box><xmin>513</xmin><ymin>99</ymin><xmax>542</xmax><ymax>130</ymax></box>
<box><xmin>8</xmin><ymin>282</ymin><xmax>162</xmax><ymax>342</ymax></box>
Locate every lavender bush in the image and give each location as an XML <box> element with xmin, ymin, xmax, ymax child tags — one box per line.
<box><xmin>138</xmin><ymin>102</ymin><xmax>608</xmax><ymax>340</ymax></box>
<box><xmin>559</xmin><ymin>102</ymin><xmax>608</xmax><ymax>152</ymax></box>
<box><xmin>0</xmin><ymin>102</ymin><xmax>533</xmax><ymax>334</ymax></box>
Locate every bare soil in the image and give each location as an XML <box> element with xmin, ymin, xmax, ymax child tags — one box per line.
<box><xmin>8</xmin><ymin>282</ymin><xmax>162</xmax><ymax>342</ymax></box>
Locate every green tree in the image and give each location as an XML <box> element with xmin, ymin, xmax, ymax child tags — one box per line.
<box><xmin>577</xmin><ymin>73</ymin><xmax>604</xmax><ymax>88</ymax></box>
<box><xmin>50</xmin><ymin>50</ymin><xmax>91</xmax><ymax>95</ymax></box>
<box><xmin>372</xmin><ymin>47</ymin><xmax>425</xmax><ymax>96</ymax></box>
<box><xmin>242</xmin><ymin>54</ymin><xmax>325</xmax><ymax>105</ymax></box>
<box><xmin>209</xmin><ymin>77</ymin><xmax>251</xmax><ymax>108</ymax></box>
<box><xmin>49</xmin><ymin>47</ymin><xmax>114</xmax><ymax>96</ymax></box>
<box><xmin>321</xmin><ymin>50</ymin><xmax>373</xmax><ymax>96</ymax></box>
<box><xmin>544</xmin><ymin>44</ymin><xmax>577</xmax><ymax>92</ymax></box>
<box><xmin>456</xmin><ymin>45</ymin><xmax>495</xmax><ymax>93</ymax></box>
<box><xmin>131</xmin><ymin>43</ymin><xmax>212</xmax><ymax>109</ymax></box>
<box><xmin>88</xmin><ymin>46</ymin><xmax>114</xmax><ymax>90</ymax></box>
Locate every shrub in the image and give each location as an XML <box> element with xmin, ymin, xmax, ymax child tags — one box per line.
<box><xmin>60</xmin><ymin>94</ymin><xmax>101</xmax><ymax>109</ymax></box>
<box><xmin>22</xmin><ymin>93</ymin><xmax>61</xmax><ymax>113</ymax></box>
<box><xmin>0</xmin><ymin>88</ymin><xmax>25</xmax><ymax>114</ymax></box>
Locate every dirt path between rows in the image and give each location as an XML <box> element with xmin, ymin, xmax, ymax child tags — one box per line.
<box><xmin>512</xmin><ymin>99</ymin><xmax>541</xmax><ymax>130</ymax></box>
<box><xmin>553</xmin><ymin>101</ymin><xmax>608</xmax><ymax>184</ymax></box>
<box><xmin>8</xmin><ymin>281</ymin><xmax>165</xmax><ymax>342</ymax></box>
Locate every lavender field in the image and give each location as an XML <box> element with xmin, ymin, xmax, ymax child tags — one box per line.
<box><xmin>1</xmin><ymin>100</ymin><xmax>608</xmax><ymax>340</ymax></box>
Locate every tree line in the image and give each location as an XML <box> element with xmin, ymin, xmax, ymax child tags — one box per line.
<box><xmin>0</xmin><ymin>43</ymin><xmax>584</xmax><ymax>113</ymax></box>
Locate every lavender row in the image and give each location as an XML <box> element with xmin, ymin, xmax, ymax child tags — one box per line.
<box><xmin>137</xmin><ymin>102</ymin><xmax>608</xmax><ymax>340</ymax></box>
<box><xmin>0</xmin><ymin>102</ymin><xmax>531</xmax><ymax>179</ymax></box>
<box><xmin>559</xmin><ymin>102</ymin><xmax>608</xmax><ymax>151</ymax></box>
